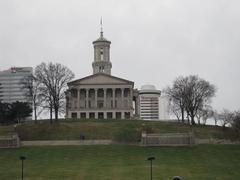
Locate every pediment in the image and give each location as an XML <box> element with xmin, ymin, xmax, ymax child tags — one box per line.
<box><xmin>68</xmin><ymin>73</ymin><xmax>134</xmax><ymax>86</ymax></box>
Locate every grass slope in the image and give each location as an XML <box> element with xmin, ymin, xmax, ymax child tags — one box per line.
<box><xmin>0</xmin><ymin>145</ymin><xmax>240</xmax><ymax>180</ymax></box>
<box><xmin>12</xmin><ymin>119</ymin><xmax>238</xmax><ymax>141</ymax></box>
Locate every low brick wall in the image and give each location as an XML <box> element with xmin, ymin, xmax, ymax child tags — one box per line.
<box><xmin>21</xmin><ymin>140</ymin><xmax>112</xmax><ymax>146</ymax></box>
<box><xmin>0</xmin><ymin>135</ymin><xmax>20</xmax><ymax>148</ymax></box>
<box><xmin>141</xmin><ymin>132</ymin><xmax>195</xmax><ymax>146</ymax></box>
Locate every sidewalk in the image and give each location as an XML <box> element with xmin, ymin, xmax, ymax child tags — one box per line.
<box><xmin>21</xmin><ymin>140</ymin><xmax>112</xmax><ymax>146</ymax></box>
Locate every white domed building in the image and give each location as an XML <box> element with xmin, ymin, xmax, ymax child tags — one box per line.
<box><xmin>139</xmin><ymin>85</ymin><xmax>161</xmax><ymax>120</ymax></box>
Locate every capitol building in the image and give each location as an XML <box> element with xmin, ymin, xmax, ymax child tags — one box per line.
<box><xmin>66</xmin><ymin>27</ymin><xmax>169</xmax><ymax>120</ymax></box>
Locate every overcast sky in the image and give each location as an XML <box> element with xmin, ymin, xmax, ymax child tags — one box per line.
<box><xmin>0</xmin><ymin>0</ymin><xmax>240</xmax><ymax>112</ymax></box>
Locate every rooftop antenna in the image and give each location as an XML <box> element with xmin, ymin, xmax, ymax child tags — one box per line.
<box><xmin>100</xmin><ymin>17</ymin><xmax>103</xmax><ymax>37</ymax></box>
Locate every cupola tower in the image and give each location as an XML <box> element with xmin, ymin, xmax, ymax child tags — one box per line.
<box><xmin>92</xmin><ymin>20</ymin><xmax>112</xmax><ymax>75</ymax></box>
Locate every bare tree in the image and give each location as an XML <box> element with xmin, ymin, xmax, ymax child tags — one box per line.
<box><xmin>168</xmin><ymin>99</ymin><xmax>181</xmax><ymax>121</ymax></box>
<box><xmin>165</xmin><ymin>75</ymin><xmax>216</xmax><ymax>125</ymax></box>
<box><xmin>165</xmin><ymin>77</ymin><xmax>188</xmax><ymax>122</ymax></box>
<box><xmin>213</xmin><ymin>110</ymin><xmax>220</xmax><ymax>126</ymax></box>
<box><xmin>35</xmin><ymin>62</ymin><xmax>74</xmax><ymax>121</ymax></box>
<box><xmin>182</xmin><ymin>75</ymin><xmax>216</xmax><ymax>125</ymax></box>
<box><xmin>38</xmin><ymin>84</ymin><xmax>54</xmax><ymax>123</ymax></box>
<box><xmin>231</xmin><ymin>111</ymin><xmax>240</xmax><ymax>135</ymax></box>
<box><xmin>219</xmin><ymin>109</ymin><xmax>235</xmax><ymax>129</ymax></box>
<box><xmin>196</xmin><ymin>105</ymin><xmax>213</xmax><ymax>125</ymax></box>
<box><xmin>22</xmin><ymin>74</ymin><xmax>41</xmax><ymax>122</ymax></box>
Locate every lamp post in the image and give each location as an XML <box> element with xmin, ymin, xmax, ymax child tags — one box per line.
<box><xmin>19</xmin><ymin>156</ymin><xmax>26</xmax><ymax>180</ymax></box>
<box><xmin>147</xmin><ymin>156</ymin><xmax>155</xmax><ymax>180</ymax></box>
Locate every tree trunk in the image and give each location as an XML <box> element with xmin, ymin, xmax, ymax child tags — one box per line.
<box><xmin>191</xmin><ymin>114</ymin><xmax>195</xmax><ymax>125</ymax></box>
<box><xmin>50</xmin><ymin>105</ymin><xmax>53</xmax><ymax>124</ymax></box>
<box><xmin>34</xmin><ymin>105</ymin><xmax>37</xmax><ymax>123</ymax></box>
<box><xmin>55</xmin><ymin>106</ymin><xmax>58</xmax><ymax>121</ymax></box>
<box><xmin>181</xmin><ymin>107</ymin><xmax>185</xmax><ymax>123</ymax></box>
<box><xmin>186</xmin><ymin>113</ymin><xmax>190</xmax><ymax>124</ymax></box>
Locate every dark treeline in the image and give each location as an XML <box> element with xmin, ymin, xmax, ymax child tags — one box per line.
<box><xmin>0</xmin><ymin>101</ymin><xmax>32</xmax><ymax>124</ymax></box>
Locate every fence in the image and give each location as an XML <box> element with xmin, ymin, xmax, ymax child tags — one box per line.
<box><xmin>0</xmin><ymin>134</ymin><xmax>20</xmax><ymax>148</ymax></box>
<box><xmin>141</xmin><ymin>132</ymin><xmax>195</xmax><ymax>146</ymax></box>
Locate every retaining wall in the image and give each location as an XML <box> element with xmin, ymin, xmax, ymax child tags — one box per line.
<box><xmin>0</xmin><ymin>135</ymin><xmax>20</xmax><ymax>148</ymax></box>
<box><xmin>141</xmin><ymin>132</ymin><xmax>195</xmax><ymax>146</ymax></box>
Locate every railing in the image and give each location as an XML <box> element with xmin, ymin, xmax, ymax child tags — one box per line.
<box><xmin>0</xmin><ymin>134</ymin><xmax>20</xmax><ymax>148</ymax></box>
<box><xmin>141</xmin><ymin>132</ymin><xmax>195</xmax><ymax>146</ymax></box>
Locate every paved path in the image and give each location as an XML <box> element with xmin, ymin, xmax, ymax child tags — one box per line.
<box><xmin>21</xmin><ymin>140</ymin><xmax>112</xmax><ymax>146</ymax></box>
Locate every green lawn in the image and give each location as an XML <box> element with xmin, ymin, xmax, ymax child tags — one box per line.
<box><xmin>0</xmin><ymin>145</ymin><xmax>240</xmax><ymax>180</ymax></box>
<box><xmin>12</xmin><ymin>119</ymin><xmax>238</xmax><ymax>141</ymax></box>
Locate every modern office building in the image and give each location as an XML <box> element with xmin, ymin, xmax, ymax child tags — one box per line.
<box><xmin>0</xmin><ymin>67</ymin><xmax>33</xmax><ymax>103</ymax></box>
<box><xmin>139</xmin><ymin>85</ymin><xmax>161</xmax><ymax>120</ymax></box>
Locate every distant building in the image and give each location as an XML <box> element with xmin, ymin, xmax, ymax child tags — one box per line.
<box><xmin>66</xmin><ymin>29</ymin><xmax>136</xmax><ymax>119</ymax></box>
<box><xmin>0</xmin><ymin>67</ymin><xmax>33</xmax><ymax>103</ymax></box>
<box><xmin>139</xmin><ymin>85</ymin><xmax>161</xmax><ymax>120</ymax></box>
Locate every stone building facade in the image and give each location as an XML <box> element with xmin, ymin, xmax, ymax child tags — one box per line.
<box><xmin>66</xmin><ymin>29</ymin><xmax>135</xmax><ymax>119</ymax></box>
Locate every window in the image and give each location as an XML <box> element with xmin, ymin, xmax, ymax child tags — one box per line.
<box><xmin>97</xmin><ymin>100</ymin><xmax>104</xmax><ymax>108</ymax></box>
<box><xmin>98</xmin><ymin>112</ymin><xmax>104</xmax><ymax>119</ymax></box>
<box><xmin>71</xmin><ymin>112</ymin><xmax>77</xmax><ymax>118</ymax></box>
<box><xmin>100</xmin><ymin>48</ymin><xmax>104</xmax><ymax>60</ymax></box>
<box><xmin>107</xmin><ymin>112</ymin><xmax>113</xmax><ymax>119</ymax></box>
<box><xmin>80</xmin><ymin>113</ymin><xmax>86</xmax><ymax>118</ymax></box>
<box><xmin>89</xmin><ymin>112</ymin><xmax>95</xmax><ymax>119</ymax></box>
<box><xmin>116</xmin><ymin>112</ymin><xmax>121</xmax><ymax>119</ymax></box>
<box><xmin>99</xmin><ymin>66</ymin><xmax>104</xmax><ymax>72</ymax></box>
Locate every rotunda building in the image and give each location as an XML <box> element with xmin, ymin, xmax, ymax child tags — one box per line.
<box><xmin>139</xmin><ymin>85</ymin><xmax>161</xmax><ymax>120</ymax></box>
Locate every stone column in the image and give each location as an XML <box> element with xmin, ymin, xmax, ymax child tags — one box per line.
<box><xmin>104</xmin><ymin>112</ymin><xmax>107</xmax><ymax>119</ymax></box>
<box><xmin>112</xmin><ymin>88</ymin><xmax>115</xmax><ymax>108</ymax></box>
<box><xmin>86</xmin><ymin>89</ymin><xmax>89</xmax><ymax>109</ymax></box>
<box><xmin>77</xmin><ymin>89</ymin><xmax>80</xmax><ymax>110</ymax></box>
<box><xmin>104</xmin><ymin>88</ymin><xmax>107</xmax><ymax>108</ymax></box>
<box><xmin>95</xmin><ymin>88</ymin><xmax>98</xmax><ymax>108</ymax></box>
<box><xmin>121</xmin><ymin>112</ymin><xmax>124</xmax><ymax>120</ymax></box>
<box><xmin>95</xmin><ymin>112</ymin><xmax>98</xmax><ymax>119</ymax></box>
<box><xmin>129</xmin><ymin>88</ymin><xmax>133</xmax><ymax>108</ymax></box>
<box><xmin>121</xmin><ymin>88</ymin><xmax>124</xmax><ymax>108</ymax></box>
<box><xmin>113</xmin><ymin>112</ymin><xmax>116</xmax><ymax>119</ymax></box>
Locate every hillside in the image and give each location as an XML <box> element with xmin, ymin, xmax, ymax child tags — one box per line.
<box><xmin>0</xmin><ymin>119</ymin><xmax>236</xmax><ymax>142</ymax></box>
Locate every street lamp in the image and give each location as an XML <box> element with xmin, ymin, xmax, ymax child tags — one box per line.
<box><xmin>19</xmin><ymin>156</ymin><xmax>26</xmax><ymax>180</ymax></box>
<box><xmin>147</xmin><ymin>156</ymin><xmax>155</xmax><ymax>180</ymax></box>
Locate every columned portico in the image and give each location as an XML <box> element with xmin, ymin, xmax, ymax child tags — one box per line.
<box><xmin>86</xmin><ymin>89</ymin><xmax>89</xmax><ymax>108</ymax></box>
<box><xmin>67</xmin><ymin>82</ymin><xmax>134</xmax><ymax>119</ymax></box>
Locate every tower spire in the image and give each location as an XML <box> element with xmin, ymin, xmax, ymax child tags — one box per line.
<box><xmin>100</xmin><ymin>17</ymin><xmax>103</xmax><ymax>37</ymax></box>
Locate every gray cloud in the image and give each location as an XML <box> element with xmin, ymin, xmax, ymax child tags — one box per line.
<box><xmin>0</xmin><ymin>0</ymin><xmax>240</xmax><ymax>111</ymax></box>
